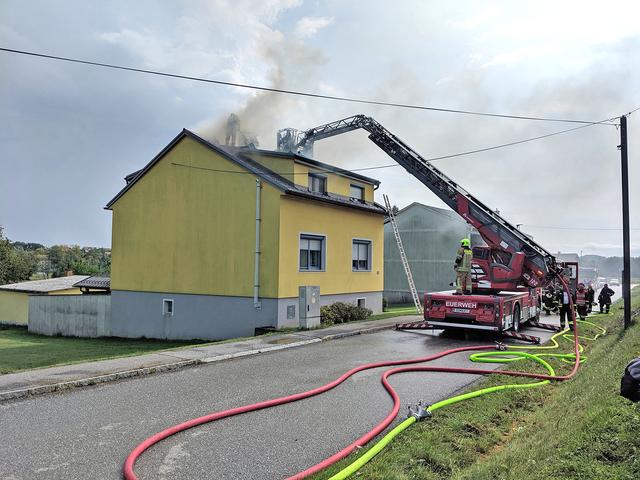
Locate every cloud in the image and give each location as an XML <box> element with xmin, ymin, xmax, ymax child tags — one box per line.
<box><xmin>294</xmin><ymin>16</ymin><xmax>334</xmax><ymax>38</ymax></box>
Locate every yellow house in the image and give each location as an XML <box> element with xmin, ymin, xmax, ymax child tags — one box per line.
<box><xmin>0</xmin><ymin>276</ymin><xmax>88</xmax><ymax>325</ymax></box>
<box><xmin>105</xmin><ymin>129</ymin><xmax>385</xmax><ymax>340</ymax></box>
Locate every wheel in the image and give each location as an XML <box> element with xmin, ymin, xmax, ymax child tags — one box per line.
<box><xmin>512</xmin><ymin>304</ymin><xmax>521</xmax><ymax>332</ymax></box>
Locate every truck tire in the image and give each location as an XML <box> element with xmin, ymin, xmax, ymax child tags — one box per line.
<box><xmin>512</xmin><ymin>305</ymin><xmax>521</xmax><ymax>332</ymax></box>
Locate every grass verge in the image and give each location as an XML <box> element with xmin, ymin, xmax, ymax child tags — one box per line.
<box><xmin>313</xmin><ymin>291</ymin><xmax>640</xmax><ymax>480</ymax></box>
<box><xmin>369</xmin><ymin>304</ymin><xmax>421</xmax><ymax>321</ymax></box>
<box><xmin>0</xmin><ymin>326</ymin><xmax>206</xmax><ymax>374</ymax></box>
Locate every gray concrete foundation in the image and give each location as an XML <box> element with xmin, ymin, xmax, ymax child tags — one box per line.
<box><xmin>110</xmin><ymin>290</ymin><xmax>278</xmax><ymax>340</ymax></box>
<box><xmin>276</xmin><ymin>291</ymin><xmax>383</xmax><ymax>328</ymax></box>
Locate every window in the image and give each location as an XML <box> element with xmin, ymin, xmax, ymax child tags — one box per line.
<box><xmin>300</xmin><ymin>235</ymin><xmax>325</xmax><ymax>271</ymax></box>
<box><xmin>349</xmin><ymin>184</ymin><xmax>364</xmax><ymax>201</ymax></box>
<box><xmin>352</xmin><ymin>240</ymin><xmax>371</xmax><ymax>271</ymax></box>
<box><xmin>308</xmin><ymin>173</ymin><xmax>326</xmax><ymax>193</ymax></box>
<box><xmin>357</xmin><ymin>298</ymin><xmax>366</xmax><ymax>308</ymax></box>
<box><xmin>163</xmin><ymin>299</ymin><xmax>174</xmax><ymax>316</ymax></box>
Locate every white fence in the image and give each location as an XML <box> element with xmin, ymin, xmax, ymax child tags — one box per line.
<box><xmin>29</xmin><ymin>294</ymin><xmax>111</xmax><ymax>337</ymax></box>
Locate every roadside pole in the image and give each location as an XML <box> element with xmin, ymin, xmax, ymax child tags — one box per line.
<box><xmin>619</xmin><ymin>115</ymin><xmax>632</xmax><ymax>329</ymax></box>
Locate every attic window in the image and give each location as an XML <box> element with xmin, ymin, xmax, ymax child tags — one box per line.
<box><xmin>350</xmin><ymin>184</ymin><xmax>364</xmax><ymax>201</ymax></box>
<box><xmin>308</xmin><ymin>173</ymin><xmax>326</xmax><ymax>194</ymax></box>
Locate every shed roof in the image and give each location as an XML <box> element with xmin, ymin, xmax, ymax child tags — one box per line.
<box><xmin>106</xmin><ymin>129</ymin><xmax>385</xmax><ymax>215</ymax></box>
<box><xmin>0</xmin><ymin>276</ymin><xmax>89</xmax><ymax>294</ymax></box>
<box><xmin>73</xmin><ymin>276</ymin><xmax>111</xmax><ymax>290</ymax></box>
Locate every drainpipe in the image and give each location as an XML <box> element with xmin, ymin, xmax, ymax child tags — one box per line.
<box><xmin>254</xmin><ymin>179</ymin><xmax>262</xmax><ymax>309</ymax></box>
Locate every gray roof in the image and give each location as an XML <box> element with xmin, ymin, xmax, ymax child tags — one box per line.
<box><xmin>0</xmin><ymin>275</ymin><xmax>89</xmax><ymax>294</ymax></box>
<box><xmin>384</xmin><ymin>202</ymin><xmax>465</xmax><ymax>224</ymax></box>
<box><xmin>105</xmin><ymin>129</ymin><xmax>386</xmax><ymax>215</ymax></box>
<box><xmin>73</xmin><ymin>276</ymin><xmax>111</xmax><ymax>290</ymax></box>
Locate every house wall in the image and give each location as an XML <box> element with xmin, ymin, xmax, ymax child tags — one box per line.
<box><xmin>247</xmin><ymin>154</ymin><xmax>296</xmax><ymax>183</ymax></box>
<box><xmin>110</xmin><ymin>290</ymin><xmax>277</xmax><ymax>340</ymax></box>
<box><xmin>278</xmin><ymin>196</ymin><xmax>384</xmax><ymax>299</ymax></box>
<box><xmin>292</xmin><ymin>163</ymin><xmax>374</xmax><ymax>202</ymax></box>
<box><xmin>49</xmin><ymin>288</ymin><xmax>83</xmax><ymax>295</ymax></box>
<box><xmin>0</xmin><ymin>290</ymin><xmax>29</xmax><ymax>325</ymax></box>
<box><xmin>110</xmin><ymin>136</ymin><xmax>281</xmax><ymax>298</ymax></box>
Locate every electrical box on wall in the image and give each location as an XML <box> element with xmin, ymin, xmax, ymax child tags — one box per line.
<box><xmin>299</xmin><ymin>286</ymin><xmax>320</xmax><ymax>329</ymax></box>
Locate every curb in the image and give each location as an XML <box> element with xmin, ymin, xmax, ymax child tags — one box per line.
<box><xmin>0</xmin><ymin>323</ymin><xmax>396</xmax><ymax>402</ymax></box>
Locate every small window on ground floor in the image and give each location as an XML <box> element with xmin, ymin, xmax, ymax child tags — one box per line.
<box><xmin>352</xmin><ymin>239</ymin><xmax>372</xmax><ymax>271</ymax></box>
<box><xmin>357</xmin><ymin>298</ymin><xmax>366</xmax><ymax>308</ymax></box>
<box><xmin>300</xmin><ymin>234</ymin><xmax>325</xmax><ymax>271</ymax></box>
<box><xmin>163</xmin><ymin>299</ymin><xmax>174</xmax><ymax>316</ymax></box>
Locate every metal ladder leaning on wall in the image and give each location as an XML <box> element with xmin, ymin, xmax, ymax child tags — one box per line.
<box><xmin>383</xmin><ymin>194</ymin><xmax>423</xmax><ymax>315</ymax></box>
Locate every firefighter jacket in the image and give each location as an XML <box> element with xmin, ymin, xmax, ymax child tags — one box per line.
<box><xmin>455</xmin><ymin>247</ymin><xmax>472</xmax><ymax>272</ymax></box>
<box><xmin>598</xmin><ymin>286</ymin><xmax>615</xmax><ymax>304</ymax></box>
<box><xmin>576</xmin><ymin>289</ymin><xmax>586</xmax><ymax>306</ymax></box>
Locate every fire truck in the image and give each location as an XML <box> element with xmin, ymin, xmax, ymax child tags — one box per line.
<box><xmin>277</xmin><ymin>115</ymin><xmax>576</xmax><ymax>341</ymax></box>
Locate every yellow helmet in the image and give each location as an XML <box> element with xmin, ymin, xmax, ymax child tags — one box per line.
<box><xmin>460</xmin><ymin>238</ymin><xmax>470</xmax><ymax>247</ymax></box>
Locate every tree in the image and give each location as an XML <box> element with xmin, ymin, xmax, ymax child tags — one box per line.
<box><xmin>0</xmin><ymin>227</ymin><xmax>38</xmax><ymax>284</ymax></box>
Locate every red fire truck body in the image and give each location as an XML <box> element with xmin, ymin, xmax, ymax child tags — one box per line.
<box><xmin>423</xmin><ymin>289</ymin><xmax>540</xmax><ymax>333</ymax></box>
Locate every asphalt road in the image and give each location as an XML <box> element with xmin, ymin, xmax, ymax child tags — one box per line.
<box><xmin>0</xmin><ymin>316</ymin><xmax>574</xmax><ymax>480</ymax></box>
<box><xmin>2</xmin><ymin>283</ymin><xmax>625</xmax><ymax>480</ymax></box>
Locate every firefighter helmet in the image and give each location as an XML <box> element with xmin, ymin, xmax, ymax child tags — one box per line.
<box><xmin>460</xmin><ymin>238</ymin><xmax>470</xmax><ymax>247</ymax></box>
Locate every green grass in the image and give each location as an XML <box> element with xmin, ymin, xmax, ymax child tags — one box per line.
<box><xmin>369</xmin><ymin>304</ymin><xmax>421</xmax><ymax>321</ymax></box>
<box><xmin>0</xmin><ymin>326</ymin><xmax>207</xmax><ymax>374</ymax></box>
<box><xmin>0</xmin><ymin>303</ymin><xmax>415</xmax><ymax>375</ymax></box>
<box><xmin>313</xmin><ymin>291</ymin><xmax>640</xmax><ymax>480</ymax></box>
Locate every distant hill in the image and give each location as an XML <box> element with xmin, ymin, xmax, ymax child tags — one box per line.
<box><xmin>578</xmin><ymin>254</ymin><xmax>639</xmax><ymax>279</ymax></box>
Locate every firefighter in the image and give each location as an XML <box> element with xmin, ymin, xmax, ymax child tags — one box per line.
<box><xmin>542</xmin><ymin>286</ymin><xmax>559</xmax><ymax>315</ymax></box>
<box><xmin>586</xmin><ymin>284</ymin><xmax>595</xmax><ymax>313</ymax></box>
<box><xmin>558</xmin><ymin>279</ymin><xmax>575</xmax><ymax>330</ymax></box>
<box><xmin>454</xmin><ymin>238</ymin><xmax>472</xmax><ymax>295</ymax></box>
<box><xmin>575</xmin><ymin>283</ymin><xmax>588</xmax><ymax>320</ymax></box>
<box><xmin>598</xmin><ymin>284</ymin><xmax>615</xmax><ymax>313</ymax></box>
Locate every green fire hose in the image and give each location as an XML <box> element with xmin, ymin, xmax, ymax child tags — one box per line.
<box><xmin>327</xmin><ymin>318</ymin><xmax>606</xmax><ymax>480</ymax></box>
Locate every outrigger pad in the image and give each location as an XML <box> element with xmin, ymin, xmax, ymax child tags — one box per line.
<box><xmin>621</xmin><ymin>357</ymin><xmax>640</xmax><ymax>403</ymax></box>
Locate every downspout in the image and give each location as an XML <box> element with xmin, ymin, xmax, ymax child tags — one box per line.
<box><xmin>254</xmin><ymin>179</ymin><xmax>262</xmax><ymax>309</ymax></box>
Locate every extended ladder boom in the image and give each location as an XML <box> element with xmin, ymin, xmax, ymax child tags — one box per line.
<box><xmin>277</xmin><ymin>114</ymin><xmax>556</xmax><ymax>288</ymax></box>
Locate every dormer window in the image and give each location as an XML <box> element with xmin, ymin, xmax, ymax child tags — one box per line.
<box><xmin>350</xmin><ymin>184</ymin><xmax>365</xmax><ymax>201</ymax></box>
<box><xmin>308</xmin><ymin>173</ymin><xmax>326</xmax><ymax>193</ymax></box>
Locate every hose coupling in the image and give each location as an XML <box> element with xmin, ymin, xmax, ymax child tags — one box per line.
<box><xmin>407</xmin><ymin>401</ymin><xmax>432</xmax><ymax>421</ymax></box>
<box><xmin>495</xmin><ymin>342</ymin><xmax>508</xmax><ymax>351</ymax></box>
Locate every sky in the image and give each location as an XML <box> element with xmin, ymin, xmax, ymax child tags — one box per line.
<box><xmin>0</xmin><ymin>0</ymin><xmax>639</xmax><ymax>256</ymax></box>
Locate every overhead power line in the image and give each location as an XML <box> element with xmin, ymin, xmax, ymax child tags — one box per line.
<box><xmin>523</xmin><ymin>225</ymin><xmax>640</xmax><ymax>231</ymax></box>
<box><xmin>168</xmin><ymin>111</ymin><xmax>618</xmax><ymax>178</ymax></box>
<box><xmin>0</xmin><ymin>46</ymin><xmax>613</xmax><ymax>125</ymax></box>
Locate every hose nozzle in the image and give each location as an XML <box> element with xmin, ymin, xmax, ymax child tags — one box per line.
<box><xmin>407</xmin><ymin>401</ymin><xmax>432</xmax><ymax>421</ymax></box>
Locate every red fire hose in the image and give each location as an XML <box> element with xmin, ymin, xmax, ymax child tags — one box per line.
<box><xmin>123</xmin><ymin>277</ymin><xmax>578</xmax><ymax>480</ymax></box>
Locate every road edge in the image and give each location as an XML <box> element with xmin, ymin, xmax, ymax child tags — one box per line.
<box><xmin>0</xmin><ymin>323</ymin><xmax>396</xmax><ymax>402</ymax></box>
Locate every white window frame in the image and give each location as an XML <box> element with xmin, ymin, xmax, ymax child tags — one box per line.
<box><xmin>299</xmin><ymin>233</ymin><xmax>327</xmax><ymax>272</ymax></box>
<box><xmin>356</xmin><ymin>297</ymin><xmax>366</xmax><ymax>308</ymax></box>
<box><xmin>162</xmin><ymin>298</ymin><xmax>174</xmax><ymax>316</ymax></box>
<box><xmin>308</xmin><ymin>173</ymin><xmax>327</xmax><ymax>194</ymax></box>
<box><xmin>352</xmin><ymin>238</ymin><xmax>372</xmax><ymax>272</ymax></box>
<box><xmin>349</xmin><ymin>184</ymin><xmax>365</xmax><ymax>201</ymax></box>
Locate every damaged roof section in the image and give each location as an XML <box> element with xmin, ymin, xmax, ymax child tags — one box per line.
<box><xmin>106</xmin><ymin>129</ymin><xmax>386</xmax><ymax>215</ymax></box>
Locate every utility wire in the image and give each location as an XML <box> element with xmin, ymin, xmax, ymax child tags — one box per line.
<box><xmin>0</xmin><ymin>46</ymin><xmax>613</xmax><ymax>125</ymax></box>
<box><xmin>169</xmin><ymin>112</ymin><xmax>618</xmax><ymax>177</ymax></box>
<box><xmin>523</xmin><ymin>225</ymin><xmax>640</xmax><ymax>231</ymax></box>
